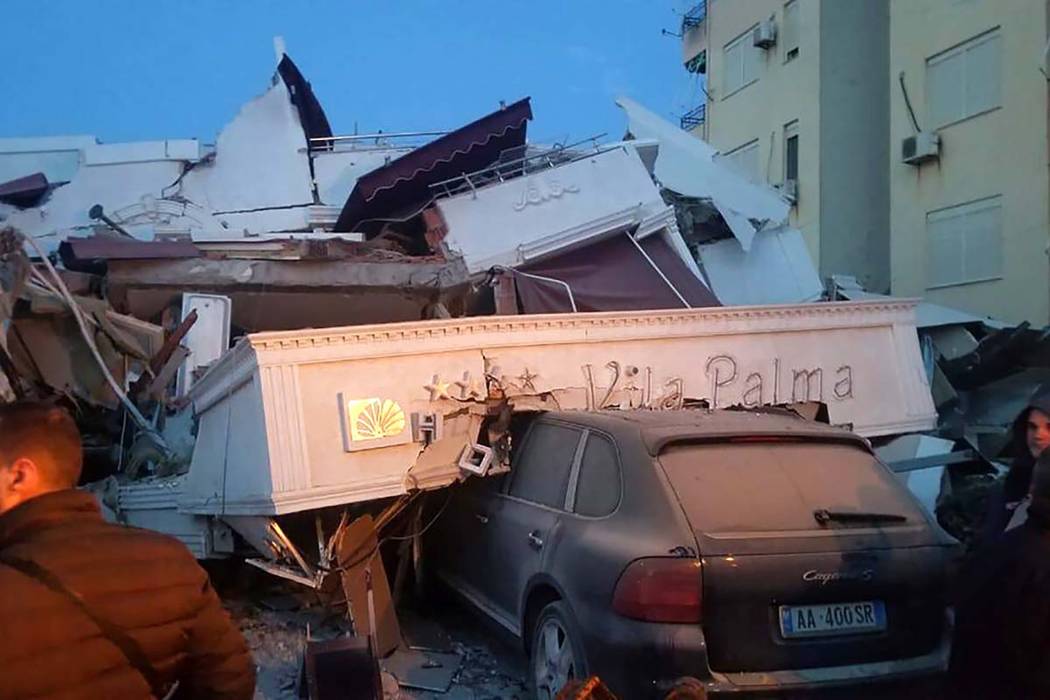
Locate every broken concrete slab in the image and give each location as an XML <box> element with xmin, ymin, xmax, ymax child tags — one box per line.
<box><xmin>435</xmin><ymin>143</ymin><xmax>684</xmax><ymax>273</ymax></box>
<box><xmin>616</xmin><ymin>97</ymin><xmax>790</xmax><ymax>252</ymax></box>
<box><xmin>2</xmin><ymin>160</ymin><xmax>188</xmax><ymax>252</ymax></box>
<box><xmin>382</xmin><ymin>648</ymin><xmax>461</xmax><ymax>693</ymax></box>
<box><xmin>104</xmin><ymin>254</ymin><xmax>471</xmax><ymax>332</ymax></box>
<box><xmin>926</xmin><ymin>325</ymin><xmax>980</xmax><ymax>361</ymax></box>
<box><xmin>831</xmin><ymin>275</ymin><xmax>997</xmax><ymax>329</ymax></box>
<box><xmin>172</xmin><ymin>75</ymin><xmax>315</xmax><ymax>228</ymax></box>
<box><xmin>0</xmin><ymin>135</ymin><xmax>96</xmax><ymax>184</ymax></box>
<box><xmin>696</xmin><ymin>226</ymin><xmax>823</xmax><ymax>305</ymax></box>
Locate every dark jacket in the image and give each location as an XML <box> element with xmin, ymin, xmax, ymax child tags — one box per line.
<box><xmin>978</xmin><ymin>386</ymin><xmax>1050</xmax><ymax>544</ymax></box>
<box><xmin>0</xmin><ymin>490</ymin><xmax>255</xmax><ymax>700</ymax></box>
<box><xmin>952</xmin><ymin>510</ymin><xmax>1050</xmax><ymax>698</ymax></box>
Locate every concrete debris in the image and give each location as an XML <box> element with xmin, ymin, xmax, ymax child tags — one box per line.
<box><xmin>831</xmin><ymin>275</ymin><xmax>1050</xmax><ymax>542</ymax></box>
<box><xmin>616</xmin><ymin>97</ymin><xmax>791</xmax><ymax>252</ymax></box>
<box><xmin>696</xmin><ymin>226</ymin><xmax>823</xmax><ymax>305</ymax></box>
<box><xmin>382</xmin><ymin>648</ymin><xmax>461</xmax><ymax>693</ymax></box>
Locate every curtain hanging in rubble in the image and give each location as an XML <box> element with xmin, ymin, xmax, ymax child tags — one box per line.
<box><xmin>509</xmin><ymin>232</ymin><xmax>720</xmax><ymax>314</ymax></box>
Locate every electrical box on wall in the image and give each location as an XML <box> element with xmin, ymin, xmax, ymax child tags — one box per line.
<box><xmin>753</xmin><ymin>20</ymin><xmax>777</xmax><ymax>49</ymax></box>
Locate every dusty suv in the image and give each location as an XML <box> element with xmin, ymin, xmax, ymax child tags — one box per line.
<box><xmin>427</xmin><ymin>409</ymin><xmax>954</xmax><ymax>698</ymax></box>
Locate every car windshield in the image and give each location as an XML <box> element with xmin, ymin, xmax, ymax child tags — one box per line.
<box><xmin>657</xmin><ymin>439</ymin><xmax>924</xmax><ymax>535</ymax></box>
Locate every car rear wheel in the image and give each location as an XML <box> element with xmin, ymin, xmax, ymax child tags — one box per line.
<box><xmin>531</xmin><ymin>601</ymin><xmax>588</xmax><ymax>700</ymax></box>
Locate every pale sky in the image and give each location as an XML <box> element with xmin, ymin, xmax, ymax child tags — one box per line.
<box><xmin>0</xmin><ymin>1</ymin><xmax>707</xmax><ymax>145</ymax></box>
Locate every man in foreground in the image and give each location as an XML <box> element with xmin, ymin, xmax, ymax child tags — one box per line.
<box><xmin>0</xmin><ymin>401</ymin><xmax>255</xmax><ymax>699</ymax></box>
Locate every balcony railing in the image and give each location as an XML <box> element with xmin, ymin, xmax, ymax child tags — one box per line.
<box><xmin>680</xmin><ymin>103</ymin><xmax>707</xmax><ymax>131</ymax></box>
<box><xmin>681</xmin><ymin>1</ymin><xmax>707</xmax><ymax>32</ymax></box>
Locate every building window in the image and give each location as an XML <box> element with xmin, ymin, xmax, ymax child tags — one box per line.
<box><xmin>926</xmin><ymin>29</ymin><xmax>1001</xmax><ymax>128</ymax></box>
<box><xmin>723</xmin><ymin>27</ymin><xmax>761</xmax><ymax>96</ymax></box>
<box><xmin>783</xmin><ymin>121</ymin><xmax>799</xmax><ymax>182</ymax></box>
<box><xmin>926</xmin><ymin>196</ymin><xmax>1003</xmax><ymax>289</ymax></box>
<box><xmin>685</xmin><ymin>49</ymin><xmax>707</xmax><ymax>75</ymax></box>
<box><xmin>720</xmin><ymin>139</ymin><xmax>761</xmax><ymax>182</ymax></box>
<box><xmin>783</xmin><ymin>0</ymin><xmax>800</xmax><ymax>62</ymax></box>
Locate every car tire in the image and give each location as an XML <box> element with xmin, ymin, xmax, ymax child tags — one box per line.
<box><xmin>529</xmin><ymin>601</ymin><xmax>589</xmax><ymax>700</ymax></box>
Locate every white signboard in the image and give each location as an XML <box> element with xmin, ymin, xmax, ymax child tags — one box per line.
<box><xmin>183</xmin><ymin>301</ymin><xmax>935</xmax><ymax>516</ymax></box>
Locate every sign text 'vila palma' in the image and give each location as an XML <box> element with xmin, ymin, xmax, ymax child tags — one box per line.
<box><xmin>577</xmin><ymin>357</ymin><xmax>854</xmax><ymax>410</ymax></box>
<box><xmin>418</xmin><ymin>356</ymin><xmax>855</xmax><ymax>411</ymax></box>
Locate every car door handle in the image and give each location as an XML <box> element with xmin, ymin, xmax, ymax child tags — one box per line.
<box><xmin>475</xmin><ymin>513</ymin><xmax>489</xmax><ymax>525</ymax></box>
<box><xmin>528</xmin><ymin>531</ymin><xmax>544</xmax><ymax>549</ymax></box>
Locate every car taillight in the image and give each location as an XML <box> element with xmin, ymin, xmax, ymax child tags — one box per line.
<box><xmin>612</xmin><ymin>557</ymin><xmax>703</xmax><ymax>623</ymax></box>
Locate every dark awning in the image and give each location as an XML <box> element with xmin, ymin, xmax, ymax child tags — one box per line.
<box><xmin>277</xmin><ymin>54</ymin><xmax>333</xmax><ymax>142</ymax></box>
<box><xmin>0</xmin><ymin>172</ymin><xmax>49</xmax><ymax>207</ymax></box>
<box><xmin>510</xmin><ymin>232</ymin><xmax>720</xmax><ymax>313</ymax></box>
<box><xmin>58</xmin><ymin>236</ymin><xmax>200</xmax><ymax>274</ymax></box>
<box><xmin>334</xmin><ymin>97</ymin><xmax>532</xmax><ymax>233</ymax></box>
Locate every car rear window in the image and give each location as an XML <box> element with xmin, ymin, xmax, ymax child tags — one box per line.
<box><xmin>657</xmin><ymin>440</ymin><xmax>923</xmax><ymax>534</ymax></box>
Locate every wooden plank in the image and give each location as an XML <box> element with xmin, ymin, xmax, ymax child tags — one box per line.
<box><xmin>335</xmin><ymin>515</ymin><xmax>401</xmax><ymax>656</ymax></box>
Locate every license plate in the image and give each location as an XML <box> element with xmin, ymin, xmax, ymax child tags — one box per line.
<box><xmin>778</xmin><ymin>601</ymin><xmax>885</xmax><ymax>638</ymax></box>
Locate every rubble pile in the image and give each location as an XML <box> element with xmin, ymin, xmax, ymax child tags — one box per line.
<box><xmin>0</xmin><ymin>47</ymin><xmax>800</xmax><ymax>518</ymax></box>
<box><xmin>830</xmin><ymin>275</ymin><xmax>1050</xmax><ymax>546</ymax></box>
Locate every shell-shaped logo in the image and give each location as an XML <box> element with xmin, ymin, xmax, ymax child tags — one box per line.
<box><xmin>348</xmin><ymin>398</ymin><xmax>406</xmax><ymax>441</ymax></box>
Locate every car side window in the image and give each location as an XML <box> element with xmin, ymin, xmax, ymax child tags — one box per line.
<box><xmin>573</xmin><ymin>433</ymin><xmax>621</xmax><ymax>517</ymax></box>
<box><xmin>508</xmin><ymin>422</ymin><xmax>581</xmax><ymax>509</ymax></box>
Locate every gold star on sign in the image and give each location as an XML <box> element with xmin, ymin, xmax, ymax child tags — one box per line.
<box><xmin>424</xmin><ymin>375</ymin><xmax>452</xmax><ymax>401</ymax></box>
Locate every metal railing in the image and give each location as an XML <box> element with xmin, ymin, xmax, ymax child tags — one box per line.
<box><xmin>680</xmin><ymin>103</ymin><xmax>707</xmax><ymax>131</ymax></box>
<box><xmin>681</xmin><ymin>1</ymin><xmax>707</xmax><ymax>31</ymax></box>
<box><xmin>308</xmin><ymin>130</ymin><xmax>449</xmax><ymax>152</ymax></box>
<box><xmin>428</xmin><ymin>133</ymin><xmax>610</xmax><ymax>200</ymax></box>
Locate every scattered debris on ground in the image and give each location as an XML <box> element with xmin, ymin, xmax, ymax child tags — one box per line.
<box><xmin>224</xmin><ymin>569</ymin><xmax>527</xmax><ymax>700</ymax></box>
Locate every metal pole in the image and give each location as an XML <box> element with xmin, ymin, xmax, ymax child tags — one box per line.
<box><xmin>624</xmin><ymin>231</ymin><xmax>692</xmax><ymax>308</ymax></box>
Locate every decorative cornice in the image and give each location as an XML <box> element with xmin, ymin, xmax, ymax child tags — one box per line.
<box><xmin>242</xmin><ymin>300</ymin><xmax>919</xmax><ymax>359</ymax></box>
<box><xmin>186</xmin><ymin>338</ymin><xmax>256</xmax><ymax>412</ymax></box>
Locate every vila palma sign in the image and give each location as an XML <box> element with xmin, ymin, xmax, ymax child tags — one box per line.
<box><xmin>575</xmin><ymin>356</ymin><xmax>854</xmax><ymax>411</ymax></box>
<box><xmin>182</xmin><ymin>300</ymin><xmax>935</xmax><ymax>515</ymax></box>
<box><xmin>420</xmin><ymin>356</ymin><xmax>853</xmax><ymax>414</ymax></box>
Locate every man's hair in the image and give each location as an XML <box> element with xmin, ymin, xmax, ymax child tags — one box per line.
<box><xmin>0</xmin><ymin>402</ymin><xmax>82</xmax><ymax>487</ymax></box>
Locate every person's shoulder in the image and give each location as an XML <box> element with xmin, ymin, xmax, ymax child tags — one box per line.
<box><xmin>101</xmin><ymin>521</ymin><xmax>203</xmax><ymax>566</ymax></box>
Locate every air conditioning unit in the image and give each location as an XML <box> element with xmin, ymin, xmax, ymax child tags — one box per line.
<box><xmin>902</xmin><ymin>131</ymin><xmax>940</xmax><ymax>165</ymax></box>
<box><xmin>753</xmin><ymin>20</ymin><xmax>777</xmax><ymax>49</ymax></box>
<box><xmin>776</xmin><ymin>179</ymin><xmax>798</xmax><ymax>203</ymax></box>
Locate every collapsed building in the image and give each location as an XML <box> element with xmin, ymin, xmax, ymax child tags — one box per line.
<box><xmin>0</xmin><ymin>46</ymin><xmax>1041</xmax><ymax>689</ymax></box>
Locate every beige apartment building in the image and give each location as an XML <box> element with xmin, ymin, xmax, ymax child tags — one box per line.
<box><xmin>680</xmin><ymin>0</ymin><xmax>890</xmax><ymax>291</ymax></box>
<box><xmin>680</xmin><ymin>0</ymin><xmax>1050</xmax><ymax>324</ymax></box>
<box><xmin>889</xmin><ymin>0</ymin><xmax>1050</xmax><ymax>325</ymax></box>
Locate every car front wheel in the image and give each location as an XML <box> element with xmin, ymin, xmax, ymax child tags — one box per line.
<box><xmin>531</xmin><ymin>601</ymin><xmax>588</xmax><ymax>700</ymax></box>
